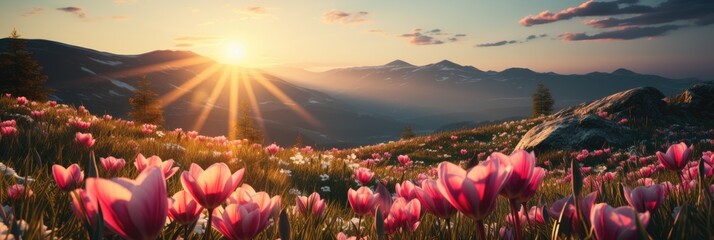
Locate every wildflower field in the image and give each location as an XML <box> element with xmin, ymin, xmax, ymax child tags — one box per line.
<box><xmin>1</xmin><ymin>95</ymin><xmax>713</xmax><ymax>239</ymax></box>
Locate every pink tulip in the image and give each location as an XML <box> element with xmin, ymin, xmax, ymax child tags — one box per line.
<box><xmin>395</xmin><ymin>180</ymin><xmax>417</xmax><ymax>200</ymax></box>
<box><xmin>226</xmin><ymin>184</ymin><xmax>281</xmax><ymax>218</ymax></box>
<box><xmin>347</xmin><ymin>186</ymin><xmax>380</xmax><ymax>216</ymax></box>
<box><xmin>383</xmin><ymin>197</ymin><xmax>421</xmax><ymax>234</ymax></box>
<box><xmin>415</xmin><ymin>179</ymin><xmax>457</xmax><ymax>219</ymax></box>
<box><xmin>52</xmin><ymin>164</ymin><xmax>84</xmax><ymax>191</ymax></box>
<box><xmin>212</xmin><ymin>186</ymin><xmax>280</xmax><ymax>240</ymax></box>
<box><xmin>437</xmin><ymin>158</ymin><xmax>512</xmax><ymax>221</ymax></box>
<box><xmin>70</xmin><ymin>189</ymin><xmax>100</xmax><ymax>228</ymax></box>
<box><xmin>295</xmin><ymin>192</ymin><xmax>327</xmax><ymax>218</ymax></box>
<box><xmin>1</xmin><ymin>126</ymin><xmax>17</xmax><ymax>137</ymax></box>
<box><xmin>100</xmin><ymin>156</ymin><xmax>126</xmax><ymax>174</ymax></box>
<box><xmin>265</xmin><ymin>143</ymin><xmax>280</xmax><ymax>156</ymax></box>
<box><xmin>460</xmin><ymin>149</ymin><xmax>468</xmax><ymax>156</ymax></box>
<box><xmin>7</xmin><ymin>184</ymin><xmax>32</xmax><ymax>200</ymax></box>
<box><xmin>354</xmin><ymin>167</ymin><xmax>374</xmax><ymax>185</ymax></box>
<box><xmin>623</xmin><ymin>184</ymin><xmax>666</xmax><ymax>213</ymax></box>
<box><xmin>168</xmin><ymin>190</ymin><xmax>204</xmax><ymax>225</ymax></box>
<box><xmin>16</xmin><ymin>96</ymin><xmax>28</xmax><ymax>105</ymax></box>
<box><xmin>86</xmin><ymin>167</ymin><xmax>168</xmax><ymax>240</ymax></box>
<box><xmin>31</xmin><ymin>110</ymin><xmax>45</xmax><ymax>119</ymax></box>
<box><xmin>397</xmin><ymin>155</ymin><xmax>412</xmax><ymax>166</ymax></box>
<box><xmin>75</xmin><ymin>132</ymin><xmax>95</xmax><ymax>148</ymax></box>
<box><xmin>496</xmin><ymin>150</ymin><xmax>546</xmax><ymax>203</ymax></box>
<box><xmin>656</xmin><ymin>142</ymin><xmax>692</xmax><ymax>171</ymax></box>
<box><xmin>590</xmin><ymin>203</ymin><xmax>650</xmax><ymax>240</ymax></box>
<box><xmin>134</xmin><ymin>153</ymin><xmax>179</xmax><ymax>180</ymax></box>
<box><xmin>548</xmin><ymin>192</ymin><xmax>598</xmax><ymax>235</ymax></box>
<box><xmin>181</xmin><ymin>163</ymin><xmax>244</xmax><ymax>210</ymax></box>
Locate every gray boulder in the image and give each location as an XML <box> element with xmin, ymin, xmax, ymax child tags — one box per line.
<box><xmin>515</xmin><ymin>115</ymin><xmax>634</xmax><ymax>151</ymax></box>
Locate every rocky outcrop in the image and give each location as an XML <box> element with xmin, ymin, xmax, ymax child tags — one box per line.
<box><xmin>517</xmin><ymin>81</ymin><xmax>713</xmax><ymax>151</ymax></box>
<box><xmin>514</xmin><ymin>115</ymin><xmax>634</xmax><ymax>151</ymax></box>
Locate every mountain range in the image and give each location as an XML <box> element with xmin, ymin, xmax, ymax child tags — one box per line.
<box><xmin>0</xmin><ymin>38</ymin><xmax>704</xmax><ymax>147</ymax></box>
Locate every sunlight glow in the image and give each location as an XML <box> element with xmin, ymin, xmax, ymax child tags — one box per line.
<box><xmin>224</xmin><ymin>42</ymin><xmax>247</xmax><ymax>65</ymax></box>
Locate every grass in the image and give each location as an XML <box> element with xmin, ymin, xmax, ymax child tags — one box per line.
<box><xmin>0</xmin><ymin>96</ymin><xmax>713</xmax><ymax>239</ymax></box>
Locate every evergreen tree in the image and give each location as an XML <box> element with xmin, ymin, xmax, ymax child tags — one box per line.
<box><xmin>128</xmin><ymin>76</ymin><xmax>164</xmax><ymax>125</ymax></box>
<box><xmin>400</xmin><ymin>124</ymin><xmax>416</xmax><ymax>139</ymax></box>
<box><xmin>294</xmin><ymin>133</ymin><xmax>303</xmax><ymax>148</ymax></box>
<box><xmin>0</xmin><ymin>29</ymin><xmax>52</xmax><ymax>100</ymax></box>
<box><xmin>235</xmin><ymin>100</ymin><xmax>263</xmax><ymax>143</ymax></box>
<box><xmin>532</xmin><ymin>82</ymin><xmax>555</xmax><ymax>117</ymax></box>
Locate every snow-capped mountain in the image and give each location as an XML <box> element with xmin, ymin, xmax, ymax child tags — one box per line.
<box><xmin>0</xmin><ymin>38</ymin><xmax>406</xmax><ymax>147</ymax></box>
<box><xmin>268</xmin><ymin>60</ymin><xmax>702</xmax><ymax>130</ymax></box>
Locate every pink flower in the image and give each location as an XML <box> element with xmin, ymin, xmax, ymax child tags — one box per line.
<box><xmin>70</xmin><ymin>189</ymin><xmax>100</xmax><ymax>228</ymax></box>
<box><xmin>460</xmin><ymin>149</ymin><xmax>468</xmax><ymax>156</ymax></box>
<box><xmin>548</xmin><ymin>192</ymin><xmax>598</xmax><ymax>235</ymax></box>
<box><xmin>265</xmin><ymin>143</ymin><xmax>280</xmax><ymax>156</ymax></box>
<box><xmin>180</xmin><ymin>163</ymin><xmax>244</xmax><ymax>209</ymax></box>
<box><xmin>656</xmin><ymin>142</ymin><xmax>692</xmax><ymax>171</ymax></box>
<box><xmin>212</xmin><ymin>186</ymin><xmax>280</xmax><ymax>240</ymax></box>
<box><xmin>395</xmin><ymin>180</ymin><xmax>417</xmax><ymax>200</ymax></box>
<box><xmin>623</xmin><ymin>185</ymin><xmax>666</xmax><ymax>213</ymax></box>
<box><xmin>590</xmin><ymin>203</ymin><xmax>650</xmax><ymax>240</ymax></box>
<box><xmin>495</xmin><ymin>150</ymin><xmax>546</xmax><ymax>203</ymax></box>
<box><xmin>52</xmin><ymin>164</ymin><xmax>84</xmax><ymax>191</ymax></box>
<box><xmin>168</xmin><ymin>190</ymin><xmax>204</xmax><ymax>225</ymax></box>
<box><xmin>397</xmin><ymin>155</ymin><xmax>411</xmax><ymax>165</ymax></box>
<box><xmin>0</xmin><ymin>120</ymin><xmax>15</xmax><ymax>127</ymax></box>
<box><xmin>450</xmin><ymin>135</ymin><xmax>458</xmax><ymax>141</ymax></box>
<box><xmin>354</xmin><ymin>167</ymin><xmax>374</xmax><ymax>185</ymax></box>
<box><xmin>134</xmin><ymin>153</ymin><xmax>179</xmax><ymax>180</ymax></box>
<box><xmin>16</xmin><ymin>96</ymin><xmax>28</xmax><ymax>105</ymax></box>
<box><xmin>1</xmin><ymin>126</ymin><xmax>17</xmax><ymax>137</ymax></box>
<box><xmin>295</xmin><ymin>192</ymin><xmax>327</xmax><ymax>218</ymax></box>
<box><xmin>7</xmin><ymin>184</ymin><xmax>32</xmax><ymax>200</ymax></box>
<box><xmin>85</xmin><ymin>167</ymin><xmax>168</xmax><ymax>240</ymax></box>
<box><xmin>347</xmin><ymin>186</ymin><xmax>380</xmax><ymax>216</ymax></box>
<box><xmin>226</xmin><ymin>184</ymin><xmax>281</xmax><ymax>218</ymax></box>
<box><xmin>336</xmin><ymin>232</ymin><xmax>359</xmax><ymax>240</ymax></box>
<box><xmin>31</xmin><ymin>110</ymin><xmax>45</xmax><ymax>119</ymax></box>
<box><xmin>415</xmin><ymin>179</ymin><xmax>457</xmax><ymax>219</ymax></box>
<box><xmin>383</xmin><ymin>197</ymin><xmax>421</xmax><ymax>234</ymax></box>
<box><xmin>103</xmin><ymin>114</ymin><xmax>113</xmax><ymax>121</ymax></box>
<box><xmin>75</xmin><ymin>132</ymin><xmax>95</xmax><ymax>148</ymax></box>
<box><xmin>100</xmin><ymin>156</ymin><xmax>126</xmax><ymax>174</ymax></box>
<box><xmin>436</xmin><ymin>157</ymin><xmax>512</xmax><ymax>220</ymax></box>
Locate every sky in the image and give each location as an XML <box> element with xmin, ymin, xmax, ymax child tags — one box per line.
<box><xmin>2</xmin><ymin>0</ymin><xmax>713</xmax><ymax>79</ymax></box>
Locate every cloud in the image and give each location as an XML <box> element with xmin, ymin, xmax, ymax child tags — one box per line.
<box><xmin>476</xmin><ymin>40</ymin><xmax>517</xmax><ymax>47</ymax></box>
<box><xmin>236</xmin><ymin>6</ymin><xmax>273</xmax><ymax>19</ymax></box>
<box><xmin>57</xmin><ymin>6</ymin><xmax>87</xmax><ymax>18</ymax></box>
<box><xmin>476</xmin><ymin>34</ymin><xmax>547</xmax><ymax>47</ymax></box>
<box><xmin>22</xmin><ymin>7</ymin><xmax>44</xmax><ymax>17</ymax></box>
<box><xmin>322</xmin><ymin>10</ymin><xmax>370</xmax><ymax>24</ymax></box>
<box><xmin>521</xmin><ymin>0</ymin><xmax>714</xmax><ymax>41</ymax></box>
<box><xmin>174</xmin><ymin>36</ymin><xmax>223</xmax><ymax>48</ymax></box>
<box><xmin>399</xmin><ymin>29</ymin><xmax>466</xmax><ymax>45</ymax></box>
<box><xmin>562</xmin><ymin>25</ymin><xmax>683</xmax><ymax>41</ymax></box>
<box><xmin>519</xmin><ymin>0</ymin><xmax>652</xmax><ymax>27</ymax></box>
<box><xmin>365</xmin><ymin>29</ymin><xmax>386</xmax><ymax>35</ymax></box>
<box><xmin>584</xmin><ymin>1</ymin><xmax>714</xmax><ymax>28</ymax></box>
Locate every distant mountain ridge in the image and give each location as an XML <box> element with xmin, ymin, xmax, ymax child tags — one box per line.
<box><xmin>267</xmin><ymin>59</ymin><xmax>702</xmax><ymax>130</ymax></box>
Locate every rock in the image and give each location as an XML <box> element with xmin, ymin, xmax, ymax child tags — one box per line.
<box><xmin>668</xmin><ymin>81</ymin><xmax>714</xmax><ymax>119</ymax></box>
<box><xmin>555</xmin><ymin>87</ymin><xmax>668</xmax><ymax>123</ymax></box>
<box><xmin>515</xmin><ymin>115</ymin><xmax>634</xmax><ymax>151</ymax></box>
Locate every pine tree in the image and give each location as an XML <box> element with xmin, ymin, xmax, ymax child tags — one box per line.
<box><xmin>294</xmin><ymin>133</ymin><xmax>303</xmax><ymax>148</ymax></box>
<box><xmin>400</xmin><ymin>124</ymin><xmax>416</xmax><ymax>139</ymax></box>
<box><xmin>0</xmin><ymin>29</ymin><xmax>53</xmax><ymax>100</ymax></box>
<box><xmin>235</xmin><ymin>100</ymin><xmax>263</xmax><ymax>143</ymax></box>
<box><xmin>128</xmin><ymin>76</ymin><xmax>164</xmax><ymax>125</ymax></box>
<box><xmin>532</xmin><ymin>82</ymin><xmax>555</xmax><ymax>117</ymax></box>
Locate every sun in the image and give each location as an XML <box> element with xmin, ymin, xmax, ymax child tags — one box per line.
<box><xmin>224</xmin><ymin>42</ymin><xmax>247</xmax><ymax>64</ymax></box>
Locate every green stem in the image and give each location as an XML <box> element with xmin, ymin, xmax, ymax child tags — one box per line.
<box><xmin>205</xmin><ymin>208</ymin><xmax>213</xmax><ymax>240</ymax></box>
<box><xmin>356</xmin><ymin>215</ymin><xmax>362</xmax><ymax>240</ymax></box>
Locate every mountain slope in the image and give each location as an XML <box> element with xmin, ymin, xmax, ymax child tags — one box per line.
<box><xmin>0</xmin><ymin>38</ymin><xmax>406</xmax><ymax>147</ymax></box>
